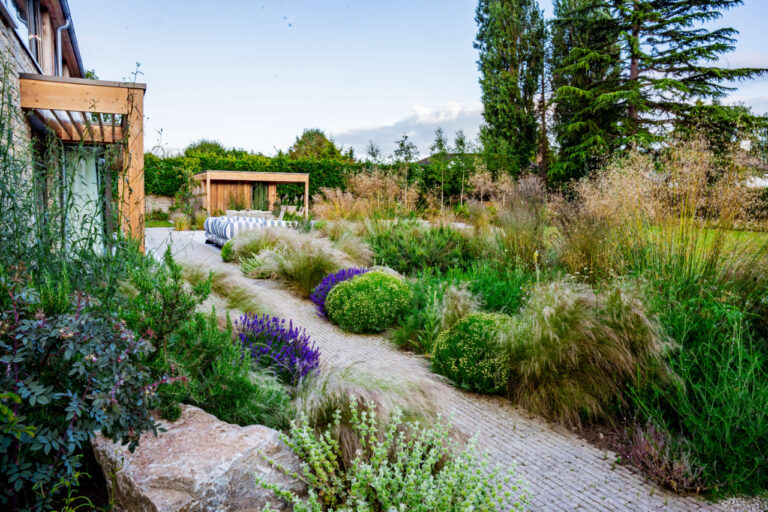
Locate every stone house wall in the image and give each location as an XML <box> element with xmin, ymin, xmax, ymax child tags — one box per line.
<box><xmin>1</xmin><ymin>12</ymin><xmax>39</xmax><ymax>160</ymax></box>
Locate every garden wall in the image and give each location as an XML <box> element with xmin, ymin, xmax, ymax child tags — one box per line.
<box><xmin>145</xmin><ymin>194</ymin><xmax>174</xmax><ymax>213</ymax></box>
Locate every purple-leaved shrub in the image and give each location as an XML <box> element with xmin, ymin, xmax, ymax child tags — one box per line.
<box><xmin>310</xmin><ymin>267</ymin><xmax>369</xmax><ymax>318</ymax></box>
<box><xmin>236</xmin><ymin>313</ymin><xmax>320</xmax><ymax>386</ymax></box>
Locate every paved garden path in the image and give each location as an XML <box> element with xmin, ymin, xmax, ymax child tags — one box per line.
<box><xmin>146</xmin><ymin>228</ymin><xmax>756</xmax><ymax>512</ymax></box>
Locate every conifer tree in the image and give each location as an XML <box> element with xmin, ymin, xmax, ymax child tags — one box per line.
<box><xmin>555</xmin><ymin>0</ymin><xmax>765</xmax><ymax>159</ymax></box>
<box><xmin>475</xmin><ymin>0</ymin><xmax>546</xmax><ymax>175</ymax></box>
<box><xmin>550</xmin><ymin>0</ymin><xmax>622</xmax><ymax>183</ymax></box>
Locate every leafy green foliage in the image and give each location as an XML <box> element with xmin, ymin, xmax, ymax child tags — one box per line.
<box><xmin>144</xmin><ymin>153</ymin><xmax>201</xmax><ymax>197</ymax></box>
<box><xmin>258</xmin><ymin>401</ymin><xmax>528</xmax><ymax>512</ymax></box>
<box><xmin>221</xmin><ymin>240</ymin><xmax>235</xmax><ymax>262</ymax></box>
<box><xmin>287</xmin><ymin>129</ymin><xmax>354</xmax><ymax>162</ymax></box>
<box><xmin>393</xmin><ymin>263</ymin><xmax>537</xmax><ymax>354</ymax></box>
<box><xmin>475</xmin><ymin>0</ymin><xmax>546</xmax><ymax>173</ymax></box>
<box><xmin>119</xmin><ymin>246</ymin><xmax>211</xmax><ymax>345</ymax></box>
<box><xmin>325</xmin><ymin>272</ymin><xmax>412</xmax><ymax>333</ymax></box>
<box><xmin>0</xmin><ymin>274</ymin><xmax>160</xmax><ymax>511</ymax></box>
<box><xmin>148</xmin><ymin>312</ymin><xmax>292</xmax><ymax>428</ymax></box>
<box><xmin>432</xmin><ymin>313</ymin><xmax>517</xmax><ymax>394</ymax></box>
<box><xmin>365</xmin><ymin>221</ymin><xmax>478</xmax><ymax>275</ymax></box>
<box><xmin>633</xmin><ymin>276</ymin><xmax>768</xmax><ymax>495</ymax></box>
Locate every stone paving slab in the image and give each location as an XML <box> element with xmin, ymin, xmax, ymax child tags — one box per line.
<box><xmin>146</xmin><ymin>228</ymin><xmax>759</xmax><ymax>512</ymax></box>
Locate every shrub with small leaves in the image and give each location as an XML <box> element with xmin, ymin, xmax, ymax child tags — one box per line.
<box><xmin>221</xmin><ymin>240</ymin><xmax>235</xmax><ymax>262</ymax></box>
<box><xmin>325</xmin><ymin>271</ymin><xmax>412</xmax><ymax>333</ymax></box>
<box><xmin>258</xmin><ymin>400</ymin><xmax>528</xmax><ymax>511</ymax></box>
<box><xmin>0</xmin><ymin>273</ymin><xmax>163</xmax><ymax>511</ymax></box>
<box><xmin>309</xmin><ymin>267</ymin><xmax>369</xmax><ymax>318</ymax></box>
<box><xmin>432</xmin><ymin>312</ymin><xmax>517</xmax><ymax>394</ymax></box>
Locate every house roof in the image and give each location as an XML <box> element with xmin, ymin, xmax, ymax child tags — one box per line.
<box><xmin>57</xmin><ymin>0</ymin><xmax>84</xmax><ymax>78</ymax></box>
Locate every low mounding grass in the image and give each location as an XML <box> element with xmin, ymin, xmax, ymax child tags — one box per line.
<box><xmin>273</xmin><ymin>242</ymin><xmax>340</xmax><ymax>298</ymax></box>
<box><xmin>365</xmin><ymin>220</ymin><xmax>479</xmax><ymax>275</ymax></box>
<box><xmin>229</xmin><ymin>228</ymin><xmax>346</xmax><ymax>297</ymax></box>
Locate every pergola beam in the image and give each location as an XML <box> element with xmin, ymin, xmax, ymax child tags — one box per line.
<box><xmin>18</xmin><ymin>74</ymin><xmax>145</xmax><ymax>114</ymax></box>
<box><xmin>19</xmin><ymin>73</ymin><xmax>146</xmax><ymax>250</ymax></box>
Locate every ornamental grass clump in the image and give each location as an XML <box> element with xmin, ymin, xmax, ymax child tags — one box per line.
<box><xmin>325</xmin><ymin>271</ymin><xmax>412</xmax><ymax>333</ymax></box>
<box><xmin>507</xmin><ymin>279</ymin><xmax>670</xmax><ymax>427</ymax></box>
<box><xmin>310</xmin><ymin>267</ymin><xmax>369</xmax><ymax>317</ymax></box>
<box><xmin>258</xmin><ymin>400</ymin><xmax>528</xmax><ymax>512</ymax></box>
<box><xmin>236</xmin><ymin>313</ymin><xmax>320</xmax><ymax>386</ymax></box>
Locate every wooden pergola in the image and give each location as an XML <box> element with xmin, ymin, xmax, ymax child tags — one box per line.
<box><xmin>18</xmin><ymin>73</ymin><xmax>146</xmax><ymax>249</ymax></box>
<box><xmin>193</xmin><ymin>170</ymin><xmax>310</xmax><ymax>220</ymax></box>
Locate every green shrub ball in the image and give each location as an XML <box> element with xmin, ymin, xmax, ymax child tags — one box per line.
<box><xmin>221</xmin><ymin>240</ymin><xmax>235</xmax><ymax>262</ymax></box>
<box><xmin>325</xmin><ymin>272</ymin><xmax>413</xmax><ymax>333</ymax></box>
<box><xmin>431</xmin><ymin>312</ymin><xmax>515</xmax><ymax>394</ymax></box>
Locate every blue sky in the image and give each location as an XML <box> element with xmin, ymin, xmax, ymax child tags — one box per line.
<box><xmin>70</xmin><ymin>0</ymin><xmax>767</xmax><ymax>158</ymax></box>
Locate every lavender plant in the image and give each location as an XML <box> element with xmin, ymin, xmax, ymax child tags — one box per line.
<box><xmin>236</xmin><ymin>313</ymin><xmax>320</xmax><ymax>386</ymax></box>
<box><xmin>309</xmin><ymin>267</ymin><xmax>369</xmax><ymax>317</ymax></box>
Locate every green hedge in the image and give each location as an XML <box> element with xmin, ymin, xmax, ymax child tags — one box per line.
<box><xmin>144</xmin><ymin>154</ymin><xmax>201</xmax><ymax>197</ymax></box>
<box><xmin>145</xmin><ymin>152</ymin><xmax>367</xmax><ymax>198</ymax></box>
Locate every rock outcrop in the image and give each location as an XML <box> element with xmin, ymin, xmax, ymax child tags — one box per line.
<box><xmin>92</xmin><ymin>405</ymin><xmax>305</xmax><ymax>511</ymax></box>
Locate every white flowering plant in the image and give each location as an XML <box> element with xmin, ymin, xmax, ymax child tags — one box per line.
<box><xmin>259</xmin><ymin>400</ymin><xmax>528</xmax><ymax>511</ymax></box>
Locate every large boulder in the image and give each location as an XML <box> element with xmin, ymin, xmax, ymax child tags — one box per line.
<box><xmin>92</xmin><ymin>404</ymin><xmax>305</xmax><ymax>511</ymax></box>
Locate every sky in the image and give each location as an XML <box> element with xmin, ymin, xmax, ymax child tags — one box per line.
<box><xmin>70</xmin><ymin>0</ymin><xmax>768</xmax><ymax>159</ymax></box>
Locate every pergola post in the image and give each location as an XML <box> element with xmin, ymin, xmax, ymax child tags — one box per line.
<box><xmin>119</xmin><ymin>88</ymin><xmax>145</xmax><ymax>251</ymax></box>
<box><xmin>304</xmin><ymin>178</ymin><xmax>309</xmax><ymax>220</ymax></box>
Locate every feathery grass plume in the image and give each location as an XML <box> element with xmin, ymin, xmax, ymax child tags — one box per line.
<box><xmin>505</xmin><ymin>278</ymin><xmax>670</xmax><ymax>427</ymax></box>
<box><xmin>232</xmin><ymin>228</ymin><xmax>285</xmax><ymax>260</ymax></box>
<box><xmin>312</xmin><ymin>170</ymin><xmax>418</xmax><ymax>220</ymax></box>
<box><xmin>171</xmin><ymin>212</ymin><xmax>191</xmax><ymax>231</ymax></box>
<box><xmin>332</xmin><ymin>231</ymin><xmax>372</xmax><ymax>265</ymax></box>
<box><xmin>438</xmin><ymin>282</ymin><xmax>481</xmax><ymax>331</ymax></box>
<box><xmin>494</xmin><ymin>177</ymin><xmax>549</xmax><ymax>271</ymax></box>
<box><xmin>272</xmin><ymin>241</ymin><xmax>340</xmax><ymax>298</ymax></box>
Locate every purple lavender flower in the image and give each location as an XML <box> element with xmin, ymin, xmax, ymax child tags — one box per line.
<box><xmin>235</xmin><ymin>313</ymin><xmax>320</xmax><ymax>386</ymax></box>
<box><xmin>310</xmin><ymin>267</ymin><xmax>370</xmax><ymax>318</ymax></box>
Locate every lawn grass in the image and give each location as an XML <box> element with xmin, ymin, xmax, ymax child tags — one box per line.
<box><xmin>147</xmin><ymin>220</ymin><xmax>173</xmax><ymax>228</ymax></box>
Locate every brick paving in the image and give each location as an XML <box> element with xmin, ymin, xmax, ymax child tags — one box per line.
<box><xmin>147</xmin><ymin>228</ymin><xmax>763</xmax><ymax>512</ymax></box>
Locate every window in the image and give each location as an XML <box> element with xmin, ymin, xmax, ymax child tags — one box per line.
<box><xmin>2</xmin><ymin>0</ymin><xmax>40</xmax><ymax>63</ymax></box>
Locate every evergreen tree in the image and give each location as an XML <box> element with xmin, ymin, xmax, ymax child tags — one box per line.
<box><xmin>550</xmin><ymin>0</ymin><xmax>622</xmax><ymax>183</ymax></box>
<box><xmin>475</xmin><ymin>0</ymin><xmax>546</xmax><ymax>175</ymax></box>
<box><xmin>555</xmin><ymin>0</ymin><xmax>765</xmax><ymax>164</ymax></box>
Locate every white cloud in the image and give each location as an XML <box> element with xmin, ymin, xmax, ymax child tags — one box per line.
<box><xmin>333</xmin><ymin>102</ymin><xmax>484</xmax><ymax>160</ymax></box>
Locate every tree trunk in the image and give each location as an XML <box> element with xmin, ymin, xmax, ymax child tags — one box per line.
<box><xmin>538</xmin><ymin>68</ymin><xmax>549</xmax><ymax>184</ymax></box>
